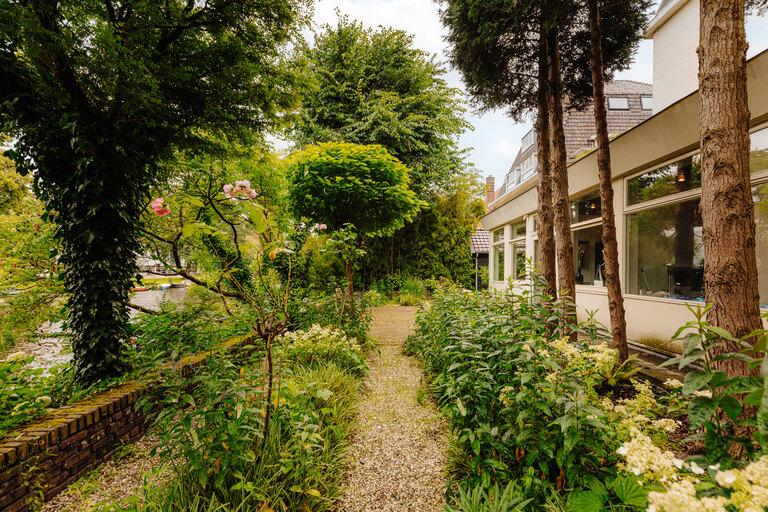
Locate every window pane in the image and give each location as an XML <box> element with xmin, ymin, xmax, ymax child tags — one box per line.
<box><xmin>626</xmin><ymin>198</ymin><xmax>704</xmax><ymax>300</ymax></box>
<box><xmin>751</xmin><ymin>126</ymin><xmax>768</xmax><ymax>174</ymax></box>
<box><xmin>571</xmin><ymin>191</ymin><xmax>601</xmax><ymax>224</ymax></box>
<box><xmin>493</xmin><ymin>245</ymin><xmax>505</xmax><ymax>281</ymax></box>
<box><xmin>573</xmin><ymin>225</ymin><xmax>605</xmax><ymax>286</ymax></box>
<box><xmin>512</xmin><ymin>241</ymin><xmax>526</xmax><ymax>278</ymax></box>
<box><xmin>608</xmin><ymin>97</ymin><xmax>629</xmax><ymax>110</ymax></box>
<box><xmin>641</xmin><ymin>96</ymin><xmax>653</xmax><ymax>110</ymax></box>
<box><xmin>627</xmin><ymin>155</ymin><xmax>702</xmax><ymax>206</ymax></box>
<box><xmin>511</xmin><ymin>220</ymin><xmax>526</xmax><ymax>239</ymax></box>
<box><xmin>754</xmin><ymin>182</ymin><xmax>768</xmax><ymax>306</ymax></box>
<box><xmin>493</xmin><ymin>228</ymin><xmax>504</xmax><ymax>243</ymax></box>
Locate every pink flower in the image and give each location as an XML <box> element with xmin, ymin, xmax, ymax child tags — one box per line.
<box><xmin>235</xmin><ymin>180</ymin><xmax>251</xmax><ymax>192</ymax></box>
<box><xmin>316</xmin><ymin>224</ymin><xmax>327</xmax><ymax>231</ymax></box>
<box><xmin>248</xmin><ymin>189</ymin><xmax>257</xmax><ymax>199</ymax></box>
<box><xmin>223</xmin><ymin>184</ymin><xmax>235</xmax><ymax>197</ymax></box>
<box><xmin>151</xmin><ymin>198</ymin><xmax>171</xmax><ymax>216</ymax></box>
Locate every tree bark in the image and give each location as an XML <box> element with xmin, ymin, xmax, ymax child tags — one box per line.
<box><xmin>698</xmin><ymin>0</ymin><xmax>761</xmax><ymax>376</ymax></box>
<box><xmin>588</xmin><ymin>0</ymin><xmax>629</xmax><ymax>361</ymax></box>
<box><xmin>537</xmin><ymin>21</ymin><xmax>557</xmax><ymax>301</ymax></box>
<box><xmin>546</xmin><ymin>28</ymin><xmax>577</xmax><ymax>331</ymax></box>
<box><xmin>345</xmin><ymin>258</ymin><xmax>354</xmax><ymax>296</ymax></box>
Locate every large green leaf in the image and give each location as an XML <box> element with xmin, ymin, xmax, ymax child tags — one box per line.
<box><xmin>612</xmin><ymin>475</ymin><xmax>648</xmax><ymax>507</ymax></box>
<box><xmin>567</xmin><ymin>489</ymin><xmax>605</xmax><ymax>512</ymax></box>
<box><xmin>689</xmin><ymin>396</ymin><xmax>717</xmax><ymax>429</ymax></box>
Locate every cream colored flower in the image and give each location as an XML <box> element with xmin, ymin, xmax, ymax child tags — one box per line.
<box><xmin>5</xmin><ymin>351</ymin><xmax>27</xmax><ymax>363</ymax></box>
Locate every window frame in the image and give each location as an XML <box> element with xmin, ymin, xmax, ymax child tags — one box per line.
<box><xmin>607</xmin><ymin>96</ymin><xmax>630</xmax><ymax>111</ymax></box>
<box><xmin>641</xmin><ymin>96</ymin><xmax>653</xmax><ymax>111</ymax></box>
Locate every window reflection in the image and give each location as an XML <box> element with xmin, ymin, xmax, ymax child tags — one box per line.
<box><xmin>571</xmin><ymin>191</ymin><xmax>602</xmax><ymax>224</ymax></box>
<box><xmin>573</xmin><ymin>225</ymin><xmax>605</xmax><ymax>286</ymax></box>
<box><xmin>627</xmin><ymin>155</ymin><xmax>702</xmax><ymax>206</ymax></box>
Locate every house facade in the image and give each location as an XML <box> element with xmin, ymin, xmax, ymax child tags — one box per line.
<box><xmin>480</xmin><ymin>0</ymin><xmax>768</xmax><ymax>350</ymax></box>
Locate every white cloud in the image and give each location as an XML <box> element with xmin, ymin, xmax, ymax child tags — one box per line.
<box><xmin>489</xmin><ymin>140</ymin><xmax>521</xmax><ymax>161</ymax></box>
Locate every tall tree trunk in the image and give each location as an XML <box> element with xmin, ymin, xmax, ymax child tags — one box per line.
<box><xmin>546</xmin><ymin>28</ymin><xmax>577</xmax><ymax>331</ymax></box>
<box><xmin>588</xmin><ymin>0</ymin><xmax>629</xmax><ymax>361</ymax></box>
<box><xmin>345</xmin><ymin>258</ymin><xmax>354</xmax><ymax>296</ymax></box>
<box><xmin>699</xmin><ymin>0</ymin><xmax>761</xmax><ymax>376</ymax></box>
<box><xmin>537</xmin><ymin>22</ymin><xmax>557</xmax><ymax>301</ymax></box>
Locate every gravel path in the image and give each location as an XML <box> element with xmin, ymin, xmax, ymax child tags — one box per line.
<box><xmin>338</xmin><ymin>305</ymin><xmax>447</xmax><ymax>512</ymax></box>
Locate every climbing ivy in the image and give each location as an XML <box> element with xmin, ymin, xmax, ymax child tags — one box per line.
<box><xmin>0</xmin><ymin>1</ymin><xmax>308</xmax><ymax>384</ymax></box>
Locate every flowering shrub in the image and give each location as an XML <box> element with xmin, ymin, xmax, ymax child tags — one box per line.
<box><xmin>276</xmin><ymin>325</ymin><xmax>367</xmax><ymax>377</ymax></box>
<box><xmin>287</xmin><ymin>290</ymin><xmax>372</xmax><ymax>345</ymax></box>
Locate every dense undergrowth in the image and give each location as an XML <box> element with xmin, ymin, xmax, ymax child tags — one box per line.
<box><xmin>405</xmin><ymin>279</ymin><xmax>768</xmax><ymax>512</ymax></box>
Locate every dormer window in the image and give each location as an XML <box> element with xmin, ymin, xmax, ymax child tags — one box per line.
<box><xmin>608</xmin><ymin>96</ymin><xmax>629</xmax><ymax>110</ymax></box>
<box><xmin>641</xmin><ymin>96</ymin><xmax>653</xmax><ymax>110</ymax></box>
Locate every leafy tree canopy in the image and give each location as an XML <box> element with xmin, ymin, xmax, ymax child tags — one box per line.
<box><xmin>0</xmin><ymin>150</ymin><xmax>28</xmax><ymax>215</ymax></box>
<box><xmin>291</xmin><ymin>16</ymin><xmax>471</xmax><ymax>196</ymax></box>
<box><xmin>438</xmin><ymin>0</ymin><xmax>650</xmax><ymax>120</ymax></box>
<box><xmin>287</xmin><ymin>142</ymin><xmax>425</xmax><ymax>237</ymax></box>
<box><xmin>0</xmin><ymin>0</ymin><xmax>310</xmax><ymax>384</ymax></box>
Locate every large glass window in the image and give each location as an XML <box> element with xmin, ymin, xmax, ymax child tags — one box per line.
<box><xmin>754</xmin><ymin>183</ymin><xmax>768</xmax><ymax>307</ymax></box>
<box><xmin>627</xmin><ymin>126</ymin><xmax>768</xmax><ymax>207</ymax></box>
<box><xmin>627</xmin><ymin>154</ymin><xmax>702</xmax><ymax>206</ymax></box>
<box><xmin>571</xmin><ymin>191</ymin><xmax>602</xmax><ymax>224</ymax></box>
<box><xmin>573</xmin><ymin>225</ymin><xmax>605</xmax><ymax>286</ymax></box>
<box><xmin>511</xmin><ymin>220</ymin><xmax>526</xmax><ymax>239</ymax></box>
<box><xmin>511</xmin><ymin>241</ymin><xmax>526</xmax><ymax>279</ymax></box>
<box><xmin>626</xmin><ymin>198</ymin><xmax>704</xmax><ymax>300</ymax></box>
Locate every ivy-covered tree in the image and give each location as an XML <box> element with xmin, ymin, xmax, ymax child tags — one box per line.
<box><xmin>0</xmin><ymin>0</ymin><xmax>308</xmax><ymax>384</ymax></box>
<box><xmin>287</xmin><ymin>142</ymin><xmax>424</xmax><ymax>295</ymax></box>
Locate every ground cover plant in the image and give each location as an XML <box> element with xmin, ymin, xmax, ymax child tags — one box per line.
<box><xmin>405</xmin><ymin>279</ymin><xmax>768</xmax><ymax>511</ymax></box>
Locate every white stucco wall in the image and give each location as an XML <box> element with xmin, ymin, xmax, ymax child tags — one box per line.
<box><xmin>649</xmin><ymin>0</ymin><xmax>700</xmax><ymax>114</ymax></box>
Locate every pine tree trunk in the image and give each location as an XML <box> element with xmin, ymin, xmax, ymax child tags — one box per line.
<box><xmin>546</xmin><ymin>28</ymin><xmax>577</xmax><ymax>330</ymax></box>
<box><xmin>588</xmin><ymin>0</ymin><xmax>629</xmax><ymax>361</ymax></box>
<box><xmin>345</xmin><ymin>258</ymin><xmax>354</xmax><ymax>297</ymax></box>
<box><xmin>536</xmin><ymin>23</ymin><xmax>557</xmax><ymax>301</ymax></box>
<box><xmin>699</xmin><ymin>0</ymin><xmax>761</xmax><ymax>376</ymax></box>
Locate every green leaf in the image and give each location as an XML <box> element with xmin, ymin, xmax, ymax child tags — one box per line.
<box><xmin>612</xmin><ymin>476</ymin><xmax>648</xmax><ymax>507</ymax></box>
<box><xmin>246</xmin><ymin>203</ymin><xmax>268</xmax><ymax>233</ymax></box>
<box><xmin>758</xmin><ymin>377</ymin><xmax>768</xmax><ymax>449</ymax></box>
<box><xmin>567</xmin><ymin>489</ymin><xmax>605</xmax><ymax>512</ymax></box>
<box><xmin>719</xmin><ymin>395</ymin><xmax>742</xmax><ymax>421</ymax></box>
<box><xmin>682</xmin><ymin>371</ymin><xmax>712</xmax><ymax>396</ymax></box>
<box><xmin>689</xmin><ymin>396</ymin><xmax>717</xmax><ymax>428</ymax></box>
<box><xmin>456</xmin><ymin>397</ymin><xmax>467</xmax><ymax>416</ymax></box>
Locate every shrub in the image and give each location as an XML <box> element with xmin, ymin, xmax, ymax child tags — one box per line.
<box><xmin>398</xmin><ymin>293</ymin><xmax>420</xmax><ymax>306</ymax></box>
<box><xmin>287</xmin><ymin>290</ymin><xmax>372</xmax><ymax>345</ymax></box>
<box><xmin>400</xmin><ymin>275</ymin><xmax>426</xmax><ymax>298</ymax></box>
<box><xmin>276</xmin><ymin>325</ymin><xmax>367</xmax><ymax>377</ymax></box>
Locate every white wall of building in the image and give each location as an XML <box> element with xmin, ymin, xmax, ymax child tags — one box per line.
<box><xmin>647</xmin><ymin>0</ymin><xmax>700</xmax><ymax>114</ymax></box>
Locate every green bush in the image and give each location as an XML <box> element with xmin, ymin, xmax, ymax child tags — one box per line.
<box><xmin>400</xmin><ymin>275</ymin><xmax>426</xmax><ymax>298</ymax></box>
<box><xmin>287</xmin><ymin>291</ymin><xmax>372</xmax><ymax>345</ymax></box>
<box><xmin>398</xmin><ymin>293</ymin><xmax>420</xmax><ymax>306</ymax></box>
<box><xmin>276</xmin><ymin>325</ymin><xmax>368</xmax><ymax>377</ymax></box>
<box><xmin>408</xmin><ymin>280</ymin><xmax>685</xmax><ymax>508</ymax></box>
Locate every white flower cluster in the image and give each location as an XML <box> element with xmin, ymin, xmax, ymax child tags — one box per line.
<box><xmin>648</xmin><ymin>480</ymin><xmax>728</xmax><ymax>512</ymax></box>
<box><xmin>585</xmin><ymin>343</ymin><xmax>618</xmax><ymax>375</ymax></box>
<box><xmin>4</xmin><ymin>351</ymin><xmax>28</xmax><ymax>363</ymax></box>
<box><xmin>663</xmin><ymin>378</ymin><xmax>712</xmax><ymax>397</ymax></box>
<box><xmin>551</xmin><ymin>338</ymin><xmax>581</xmax><ymax>359</ymax></box>
<box><xmin>616</xmin><ymin>427</ymin><xmax>684</xmax><ymax>482</ymax></box>
<box><xmin>714</xmin><ymin>457</ymin><xmax>768</xmax><ymax>512</ymax></box>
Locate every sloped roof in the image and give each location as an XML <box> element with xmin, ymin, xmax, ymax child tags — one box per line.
<box><xmin>469</xmin><ymin>229</ymin><xmax>490</xmax><ymax>254</ymax></box>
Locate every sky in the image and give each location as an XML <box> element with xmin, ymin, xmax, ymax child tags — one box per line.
<box><xmin>302</xmin><ymin>0</ymin><xmax>768</xmax><ymax>184</ymax></box>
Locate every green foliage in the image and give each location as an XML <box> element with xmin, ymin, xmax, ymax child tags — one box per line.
<box><xmin>292</xmin><ymin>16</ymin><xmax>470</xmax><ymax>196</ymax></box>
<box><xmin>0</xmin><ymin>0</ymin><xmax>308</xmax><ymax>385</ymax></box>
<box><xmin>408</xmin><ymin>278</ymin><xmax>684</xmax><ymax>508</ymax></box>
<box><xmin>275</xmin><ymin>325</ymin><xmax>368</xmax><ymax>377</ymax></box>
<box><xmin>0</xmin><ymin>151</ymin><xmax>28</xmax><ymax>214</ymax></box>
<box><xmin>0</xmin><ymin>354</ymin><xmax>65</xmax><ymax>437</ymax></box>
<box><xmin>287</xmin><ymin>142</ymin><xmax>424</xmax><ymax>237</ymax></box>
<box><xmin>662</xmin><ymin>304</ymin><xmax>768</xmax><ymax>464</ymax></box>
<box><xmin>0</xmin><ymin>194</ymin><xmax>64</xmax><ymax>348</ymax></box>
<box><xmin>287</xmin><ymin>290</ymin><xmax>372</xmax><ymax>345</ymax></box>
<box><xmin>363</xmin><ymin>176</ymin><xmax>484</xmax><ymax>288</ymax></box>
<box><xmin>398</xmin><ymin>293</ymin><xmax>421</xmax><ymax>307</ymax></box>
<box><xmin>445</xmin><ymin>480</ymin><xmax>531</xmax><ymax>512</ymax></box>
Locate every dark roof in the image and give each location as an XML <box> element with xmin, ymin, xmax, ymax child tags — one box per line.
<box><xmin>564</xmin><ymin>80</ymin><xmax>652</xmax><ymax>160</ymax></box>
<box><xmin>470</xmin><ymin>229</ymin><xmax>490</xmax><ymax>254</ymax></box>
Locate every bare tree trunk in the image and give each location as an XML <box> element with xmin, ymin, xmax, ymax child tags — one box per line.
<box><xmin>546</xmin><ymin>28</ymin><xmax>576</xmax><ymax>330</ymax></box>
<box><xmin>699</xmin><ymin>0</ymin><xmax>761</xmax><ymax>376</ymax></box>
<box><xmin>588</xmin><ymin>0</ymin><xmax>628</xmax><ymax>361</ymax></box>
<box><xmin>345</xmin><ymin>258</ymin><xmax>354</xmax><ymax>297</ymax></box>
<box><xmin>537</xmin><ymin>22</ymin><xmax>557</xmax><ymax>301</ymax></box>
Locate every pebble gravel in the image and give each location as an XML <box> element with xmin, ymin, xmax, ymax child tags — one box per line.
<box><xmin>337</xmin><ymin>306</ymin><xmax>447</xmax><ymax>512</ymax></box>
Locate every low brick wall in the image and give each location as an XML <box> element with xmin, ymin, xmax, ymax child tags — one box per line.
<box><xmin>0</xmin><ymin>337</ymin><xmax>245</xmax><ymax>512</ymax></box>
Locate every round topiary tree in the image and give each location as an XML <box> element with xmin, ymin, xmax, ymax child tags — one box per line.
<box><xmin>287</xmin><ymin>142</ymin><xmax>424</xmax><ymax>294</ymax></box>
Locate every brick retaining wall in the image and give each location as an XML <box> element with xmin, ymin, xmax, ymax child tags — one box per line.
<box><xmin>0</xmin><ymin>337</ymin><xmax>245</xmax><ymax>512</ymax></box>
